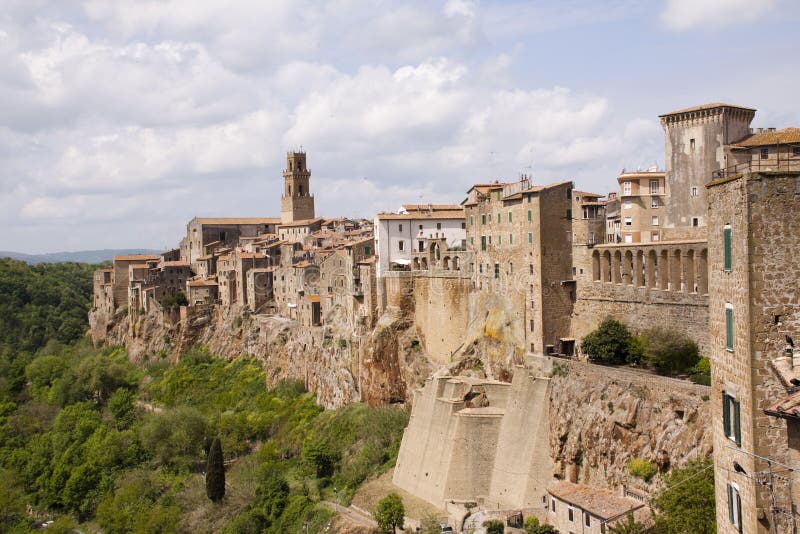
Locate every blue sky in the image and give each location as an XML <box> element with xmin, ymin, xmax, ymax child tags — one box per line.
<box><xmin>1</xmin><ymin>0</ymin><xmax>798</xmax><ymax>252</ymax></box>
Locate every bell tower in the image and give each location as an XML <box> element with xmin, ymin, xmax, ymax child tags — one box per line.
<box><xmin>280</xmin><ymin>151</ymin><xmax>315</xmax><ymax>224</ymax></box>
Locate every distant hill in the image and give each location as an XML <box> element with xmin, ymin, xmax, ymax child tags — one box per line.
<box><xmin>0</xmin><ymin>249</ymin><xmax>162</xmax><ymax>264</ymax></box>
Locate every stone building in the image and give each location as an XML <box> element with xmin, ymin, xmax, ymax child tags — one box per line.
<box><xmin>187</xmin><ymin>278</ymin><xmax>218</xmax><ymax>306</ymax></box>
<box><xmin>111</xmin><ymin>254</ymin><xmax>159</xmax><ymax>309</ymax></box>
<box><xmin>616</xmin><ymin>168</ymin><xmax>665</xmax><ymax>243</ymax></box>
<box><xmin>92</xmin><ymin>268</ymin><xmax>114</xmax><ymax>315</ymax></box>
<box><xmin>281</xmin><ymin>151</ymin><xmax>315</xmax><ymax>224</ymax></box>
<box><xmin>707</xmin><ymin>169</ymin><xmax>800</xmax><ymax>533</ymax></box>
<box><xmin>374</xmin><ymin>205</ymin><xmax>465</xmax><ymax>278</ymax></box>
<box><xmin>463</xmin><ymin>179</ymin><xmax>575</xmax><ymax>355</ymax></box>
<box><xmin>278</xmin><ymin>216</ymin><xmax>324</xmax><ymax>244</ymax></box>
<box><xmin>545</xmin><ymin>481</ymin><xmax>650</xmax><ymax>534</ymax></box>
<box><xmin>181</xmin><ymin>217</ymin><xmax>279</xmax><ymax>266</ymax></box>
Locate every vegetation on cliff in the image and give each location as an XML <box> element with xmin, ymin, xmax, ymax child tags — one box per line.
<box><xmin>0</xmin><ymin>260</ymin><xmax>409</xmax><ymax>531</ymax></box>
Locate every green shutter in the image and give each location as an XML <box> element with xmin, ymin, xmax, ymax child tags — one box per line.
<box><xmin>498</xmin><ymin>235</ymin><xmax>502</xmax><ymax>245</ymax></box>
<box><xmin>724</xmin><ymin>226</ymin><xmax>732</xmax><ymax>271</ymax></box>
<box><xmin>481</xmin><ymin>236</ymin><xmax>486</xmax><ymax>251</ymax></box>
<box><xmin>496</xmin><ymin>191</ymin><xmax>501</xmax><ymax>200</ymax></box>
<box><xmin>723</xmin><ymin>393</ymin><xmax>731</xmax><ymax>437</ymax></box>
<box><xmin>528</xmin><ymin>210</ymin><xmax>532</xmax><ymax>221</ymax></box>
<box><xmin>736</xmin><ymin>491</ymin><xmax>742</xmax><ymax>532</ymax></box>
<box><xmin>482</xmin><ymin>214</ymin><xmax>486</xmax><ymax>225</ymax></box>
<box><xmin>528</xmin><ymin>232</ymin><xmax>533</xmax><ymax>244</ymax></box>
<box><xmin>470</xmin><ymin>216</ymin><xmax>473</xmax><ymax>225</ymax></box>
<box><xmin>726</xmin><ymin>307</ymin><xmax>734</xmax><ymax>350</ymax></box>
<box><xmin>497</xmin><ymin>213</ymin><xmax>501</xmax><ymax>224</ymax></box>
<box><xmin>509</xmin><ymin>234</ymin><xmax>513</xmax><ymax>245</ymax></box>
<box><xmin>734</xmin><ymin>399</ymin><xmax>742</xmax><ymax>446</ymax></box>
<box><xmin>509</xmin><ymin>212</ymin><xmax>512</xmax><ymax>222</ymax></box>
<box><xmin>566</xmin><ymin>209</ymin><xmax>572</xmax><ymax>219</ymax></box>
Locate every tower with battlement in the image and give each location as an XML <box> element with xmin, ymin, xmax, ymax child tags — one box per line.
<box><xmin>280</xmin><ymin>151</ymin><xmax>315</xmax><ymax>224</ymax></box>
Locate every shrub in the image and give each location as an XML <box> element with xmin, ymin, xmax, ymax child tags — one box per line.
<box><xmin>628</xmin><ymin>458</ymin><xmax>658</xmax><ymax>482</ymax></box>
<box><xmin>690</xmin><ymin>357</ymin><xmax>711</xmax><ymax>385</ymax></box>
<box><xmin>642</xmin><ymin>328</ymin><xmax>699</xmax><ymax>375</ymax></box>
<box><xmin>337</xmin><ymin>339</ymin><xmax>348</xmax><ymax>349</ymax></box>
<box><xmin>483</xmin><ymin>519</ymin><xmax>505</xmax><ymax>534</ymax></box>
<box><xmin>524</xmin><ymin>516</ymin><xmax>560</xmax><ymax>533</ymax></box>
<box><xmin>626</xmin><ymin>336</ymin><xmax>646</xmax><ymax>365</ymax></box>
<box><xmin>581</xmin><ymin>318</ymin><xmax>632</xmax><ymax>364</ymax></box>
<box><xmin>653</xmin><ymin>459</ymin><xmax>715</xmax><ymax>533</ymax></box>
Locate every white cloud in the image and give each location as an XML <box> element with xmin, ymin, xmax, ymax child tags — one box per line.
<box><xmin>660</xmin><ymin>0</ymin><xmax>776</xmax><ymax>30</ymax></box>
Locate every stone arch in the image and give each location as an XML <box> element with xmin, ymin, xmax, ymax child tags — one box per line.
<box><xmin>634</xmin><ymin>250</ymin><xmax>645</xmax><ymax>287</ymax></box>
<box><xmin>592</xmin><ymin>250</ymin><xmax>601</xmax><ymax>281</ymax></box>
<box><xmin>612</xmin><ymin>250</ymin><xmax>622</xmax><ymax>283</ymax></box>
<box><xmin>646</xmin><ymin>250</ymin><xmax>657</xmax><ymax>288</ymax></box>
<box><xmin>412</xmin><ymin>257</ymin><xmax>420</xmax><ymax>270</ymax></box>
<box><xmin>602</xmin><ymin>251</ymin><xmax>612</xmax><ymax>282</ymax></box>
<box><xmin>443</xmin><ymin>256</ymin><xmax>451</xmax><ymax>270</ymax></box>
<box><xmin>453</xmin><ymin>256</ymin><xmax>461</xmax><ymax>271</ymax></box>
<box><xmin>670</xmin><ymin>249</ymin><xmax>682</xmax><ymax>291</ymax></box>
<box><xmin>698</xmin><ymin>248</ymin><xmax>709</xmax><ymax>294</ymax></box>
<box><xmin>421</xmin><ymin>257</ymin><xmax>428</xmax><ymax>270</ymax></box>
<box><xmin>623</xmin><ymin>250</ymin><xmax>633</xmax><ymax>285</ymax></box>
<box><xmin>684</xmin><ymin>249</ymin><xmax>696</xmax><ymax>293</ymax></box>
<box><xmin>659</xmin><ymin>249</ymin><xmax>669</xmax><ymax>290</ymax></box>
<box><xmin>434</xmin><ymin>244</ymin><xmax>441</xmax><ymax>262</ymax></box>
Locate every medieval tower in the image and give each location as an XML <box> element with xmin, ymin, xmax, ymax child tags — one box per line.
<box><xmin>280</xmin><ymin>151</ymin><xmax>315</xmax><ymax>224</ymax></box>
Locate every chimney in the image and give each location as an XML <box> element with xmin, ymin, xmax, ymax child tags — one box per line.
<box><xmin>749</xmin><ymin>128</ymin><xmax>754</xmax><ymax>134</ymax></box>
<box><xmin>768</xmin><ymin>127</ymin><xmax>777</xmax><ymax>132</ymax></box>
<box><xmin>757</xmin><ymin>128</ymin><xmax>764</xmax><ymax>133</ymax></box>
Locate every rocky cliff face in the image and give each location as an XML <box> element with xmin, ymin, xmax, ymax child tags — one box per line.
<box><xmin>548</xmin><ymin>359</ymin><xmax>712</xmax><ymax>493</ymax></box>
<box><xmin>89</xmin><ymin>304</ymin><xmax>433</xmax><ymax>409</ymax></box>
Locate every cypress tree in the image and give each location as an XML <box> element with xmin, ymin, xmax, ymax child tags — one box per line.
<box><xmin>205</xmin><ymin>437</ymin><xmax>225</xmax><ymax>502</ymax></box>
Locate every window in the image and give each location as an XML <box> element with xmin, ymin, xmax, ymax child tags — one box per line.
<box><xmin>528</xmin><ymin>232</ymin><xmax>533</xmax><ymax>244</ymax></box>
<box><xmin>624</xmin><ymin>217</ymin><xmax>632</xmax><ymax>226</ymax></box>
<box><xmin>651</xmin><ymin>197</ymin><xmax>659</xmax><ymax>208</ymax></box>
<box><xmin>726</xmin><ymin>304</ymin><xmax>734</xmax><ymax>351</ymax></box>
<box><xmin>419</xmin><ymin>224</ymin><xmax>423</xmax><ymax>230</ymax></box>
<box><xmin>723</xmin><ymin>225</ymin><xmax>732</xmax><ymax>271</ymax></box>
<box><xmin>481</xmin><ymin>236</ymin><xmax>486</xmax><ymax>251</ymax></box>
<box><xmin>650</xmin><ymin>180</ymin><xmax>659</xmax><ymax>194</ymax></box>
<box><xmin>489</xmin><ymin>236</ymin><xmax>492</xmax><ymax>244</ymax></box>
<box><xmin>761</xmin><ymin>148</ymin><xmax>769</xmax><ymax>159</ymax></box>
<box><xmin>794</xmin><ymin>146</ymin><xmax>800</xmax><ymax>156</ymax></box>
<box><xmin>509</xmin><ymin>234</ymin><xmax>514</xmax><ymax>245</ymax></box>
<box><xmin>482</xmin><ymin>214</ymin><xmax>486</xmax><ymax>225</ymax></box>
<box><xmin>692</xmin><ymin>217</ymin><xmax>700</xmax><ymax>227</ymax></box>
<box><xmin>509</xmin><ymin>212</ymin><xmax>513</xmax><ymax>223</ymax></box>
<box><xmin>652</xmin><ymin>232</ymin><xmax>659</xmax><ymax>241</ymax></box>
<box><xmin>566</xmin><ymin>188</ymin><xmax>572</xmax><ymax>199</ymax></box>
<box><xmin>398</xmin><ymin>240</ymin><xmax>404</xmax><ymax>251</ymax></box>
<box><xmin>498</xmin><ymin>235</ymin><xmax>502</xmax><ymax>245</ymax></box>
<box><xmin>568</xmin><ymin>508</ymin><xmax>574</xmax><ymax>522</ymax></box>
<box><xmin>528</xmin><ymin>194</ymin><xmax>532</xmax><ymax>203</ymax></box>
<box><xmin>566</xmin><ymin>209</ymin><xmax>572</xmax><ymax>219</ymax></box>
<box><xmin>585</xmin><ymin>513</ymin><xmax>591</xmax><ymax>528</ymax></box>
<box><xmin>398</xmin><ymin>224</ymin><xmax>403</xmax><ymax>232</ymax></box>
<box><xmin>497</xmin><ymin>213</ymin><xmax>501</xmax><ymax>224</ymax></box>
<box><xmin>691</xmin><ymin>186</ymin><xmax>699</xmax><ymax>197</ymax></box>
<box><xmin>651</xmin><ymin>216</ymin><xmax>659</xmax><ymax>226</ymax></box>
<box><xmin>623</xmin><ymin>181</ymin><xmax>631</xmax><ymax>195</ymax></box>
<box><xmin>551</xmin><ymin>499</ymin><xmax>556</xmax><ymax>512</ymax></box>
<box><xmin>494</xmin><ymin>263</ymin><xmax>500</xmax><ymax>279</ymax></box>
<box><xmin>437</xmin><ymin>222</ymin><xmax>442</xmax><ymax>230</ymax></box>
<box><xmin>479</xmin><ymin>264</ymin><xmax>483</xmax><ymax>273</ymax></box>
<box><xmin>690</xmin><ymin>138</ymin><xmax>696</xmax><ymax>151</ymax></box>
<box><xmin>461</xmin><ymin>222</ymin><xmax>465</xmax><ymax>229</ymax></box>
<box><xmin>528</xmin><ymin>210</ymin><xmax>532</xmax><ymax>222</ymax></box>
<box><xmin>364</xmin><ymin>246</ymin><xmax>371</xmax><ymax>255</ymax></box>
<box><xmin>728</xmin><ymin>483</ymin><xmax>743</xmax><ymax>533</ymax></box>
<box><xmin>469</xmin><ymin>216</ymin><xmax>473</xmax><ymax>225</ymax></box>
<box><xmin>529</xmin><ymin>264</ymin><xmax>534</xmax><ymax>275</ymax></box>
<box><xmin>470</xmin><ymin>237</ymin><xmax>474</xmax><ymax>246</ymax></box>
<box><xmin>624</xmin><ymin>199</ymin><xmax>632</xmax><ymax>209</ymax></box>
<box><xmin>723</xmin><ymin>393</ymin><xmax>742</xmax><ymax>446</ymax></box>
<box><xmin>509</xmin><ymin>262</ymin><xmax>513</xmax><ymax>273</ymax></box>
<box><xmin>496</xmin><ymin>191</ymin><xmax>501</xmax><ymax>200</ymax></box>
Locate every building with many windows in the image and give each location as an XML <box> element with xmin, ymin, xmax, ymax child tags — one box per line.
<box><xmin>616</xmin><ymin>168</ymin><xmax>665</xmax><ymax>243</ymax></box>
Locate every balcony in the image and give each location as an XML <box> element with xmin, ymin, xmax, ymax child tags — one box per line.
<box><xmin>712</xmin><ymin>158</ymin><xmax>800</xmax><ymax>179</ymax></box>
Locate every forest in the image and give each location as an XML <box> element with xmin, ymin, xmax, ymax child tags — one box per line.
<box><xmin>0</xmin><ymin>258</ymin><xmax>408</xmax><ymax>533</ymax></box>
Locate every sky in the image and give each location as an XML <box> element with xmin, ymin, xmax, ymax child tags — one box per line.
<box><xmin>2</xmin><ymin>0</ymin><xmax>799</xmax><ymax>253</ymax></box>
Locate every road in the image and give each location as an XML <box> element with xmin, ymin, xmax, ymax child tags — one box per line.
<box><xmin>322</xmin><ymin>501</ymin><xmax>378</xmax><ymax>530</ymax></box>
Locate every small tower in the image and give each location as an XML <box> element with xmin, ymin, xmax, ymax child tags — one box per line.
<box><xmin>280</xmin><ymin>151</ymin><xmax>315</xmax><ymax>224</ymax></box>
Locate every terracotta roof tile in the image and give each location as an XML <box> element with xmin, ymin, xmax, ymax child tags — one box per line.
<box><xmin>659</xmin><ymin>102</ymin><xmax>755</xmax><ymax>117</ymax></box>
<box><xmin>765</xmin><ymin>389</ymin><xmax>800</xmax><ymax>421</ymax></box>
<box><xmin>547</xmin><ymin>481</ymin><xmax>645</xmax><ymax>520</ymax></box>
<box><xmin>731</xmin><ymin>127</ymin><xmax>800</xmax><ymax>148</ymax></box>
<box><xmin>114</xmin><ymin>254</ymin><xmax>159</xmax><ymax>262</ymax></box>
<box><xmin>192</xmin><ymin>217</ymin><xmax>280</xmax><ymax>225</ymax></box>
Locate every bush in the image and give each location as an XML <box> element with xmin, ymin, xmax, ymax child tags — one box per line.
<box><xmin>653</xmin><ymin>459</ymin><xmax>715</xmax><ymax>533</ymax></box>
<box><xmin>524</xmin><ymin>516</ymin><xmax>560</xmax><ymax>534</ymax></box>
<box><xmin>581</xmin><ymin>318</ymin><xmax>632</xmax><ymax>364</ymax></box>
<box><xmin>484</xmin><ymin>519</ymin><xmax>505</xmax><ymax>534</ymax></box>
<box><xmin>206</xmin><ymin>437</ymin><xmax>225</xmax><ymax>502</ymax></box>
<box><xmin>690</xmin><ymin>357</ymin><xmax>711</xmax><ymax>385</ymax></box>
<box><xmin>642</xmin><ymin>328</ymin><xmax>699</xmax><ymax>375</ymax></box>
<box><xmin>628</xmin><ymin>458</ymin><xmax>658</xmax><ymax>482</ymax></box>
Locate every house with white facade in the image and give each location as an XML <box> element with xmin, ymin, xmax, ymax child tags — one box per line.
<box><xmin>374</xmin><ymin>204</ymin><xmax>466</xmax><ymax>277</ymax></box>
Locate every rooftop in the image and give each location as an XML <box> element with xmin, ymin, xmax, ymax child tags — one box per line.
<box><xmin>547</xmin><ymin>481</ymin><xmax>645</xmax><ymax>520</ymax></box>
<box><xmin>731</xmin><ymin>127</ymin><xmax>800</xmax><ymax>148</ymax></box>
<box><xmin>114</xmin><ymin>254</ymin><xmax>159</xmax><ymax>262</ymax></box>
<box><xmin>187</xmin><ymin>279</ymin><xmax>218</xmax><ymax>287</ymax></box>
<box><xmin>191</xmin><ymin>217</ymin><xmax>281</xmax><ymax>225</ymax></box>
<box><xmin>765</xmin><ymin>388</ymin><xmax>800</xmax><ymax>421</ymax></box>
<box><xmin>659</xmin><ymin>102</ymin><xmax>756</xmax><ymax>117</ymax></box>
<box><xmin>278</xmin><ymin>216</ymin><xmax>325</xmax><ymax>228</ymax></box>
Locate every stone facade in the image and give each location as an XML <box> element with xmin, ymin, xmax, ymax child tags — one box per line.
<box><xmin>280</xmin><ymin>151</ymin><xmax>315</xmax><ymax>224</ymax></box>
<box><xmin>707</xmin><ymin>171</ymin><xmax>800</xmax><ymax>534</ymax></box>
<box><xmin>617</xmin><ymin>169</ymin><xmax>666</xmax><ymax>243</ymax></box>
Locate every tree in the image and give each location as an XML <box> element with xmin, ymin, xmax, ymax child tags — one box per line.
<box><xmin>483</xmin><ymin>519</ymin><xmax>505</xmax><ymax>534</ymax></box>
<box><xmin>524</xmin><ymin>516</ymin><xmax>560</xmax><ymax>534</ymax></box>
<box><xmin>652</xmin><ymin>459</ymin><xmax>715</xmax><ymax>533</ymax></box>
<box><xmin>642</xmin><ymin>327</ymin><xmax>699</xmax><ymax>375</ymax></box>
<box><xmin>580</xmin><ymin>318</ymin><xmax>632</xmax><ymax>364</ymax></box>
<box><xmin>205</xmin><ymin>437</ymin><xmax>225</xmax><ymax>502</ymax></box>
<box><xmin>374</xmin><ymin>492</ymin><xmax>404</xmax><ymax>533</ymax></box>
<box><xmin>609</xmin><ymin>511</ymin><xmax>646</xmax><ymax>534</ymax></box>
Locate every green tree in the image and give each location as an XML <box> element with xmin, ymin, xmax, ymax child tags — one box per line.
<box><xmin>206</xmin><ymin>437</ymin><xmax>225</xmax><ymax>502</ymax></box>
<box><xmin>524</xmin><ymin>516</ymin><xmax>559</xmax><ymax>534</ymax></box>
<box><xmin>580</xmin><ymin>318</ymin><xmax>632</xmax><ymax>364</ymax></box>
<box><xmin>609</xmin><ymin>511</ymin><xmax>646</xmax><ymax>533</ymax></box>
<box><xmin>483</xmin><ymin>519</ymin><xmax>505</xmax><ymax>534</ymax></box>
<box><xmin>374</xmin><ymin>492</ymin><xmax>404</xmax><ymax>533</ymax></box>
<box><xmin>108</xmin><ymin>387</ymin><xmax>137</xmax><ymax>429</ymax></box>
<box><xmin>652</xmin><ymin>459</ymin><xmax>715</xmax><ymax>533</ymax></box>
<box><xmin>302</xmin><ymin>439</ymin><xmax>337</xmax><ymax>478</ymax></box>
<box><xmin>642</xmin><ymin>327</ymin><xmax>699</xmax><ymax>375</ymax></box>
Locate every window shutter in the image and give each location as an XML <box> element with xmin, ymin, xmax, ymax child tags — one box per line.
<box><xmin>528</xmin><ymin>210</ymin><xmax>532</xmax><ymax>222</ymax></box>
<box><xmin>726</xmin><ymin>307</ymin><xmax>734</xmax><ymax>350</ymax></box>
<box><xmin>736</xmin><ymin>491</ymin><xmax>743</xmax><ymax>533</ymax></box>
<box><xmin>734</xmin><ymin>399</ymin><xmax>742</xmax><ymax>447</ymax></box>
<box><xmin>723</xmin><ymin>394</ymin><xmax>731</xmax><ymax>437</ymax></box>
<box><xmin>724</xmin><ymin>226</ymin><xmax>732</xmax><ymax>271</ymax></box>
<box><xmin>728</xmin><ymin>484</ymin><xmax>735</xmax><ymax>524</ymax></box>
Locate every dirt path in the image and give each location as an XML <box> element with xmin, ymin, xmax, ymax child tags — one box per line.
<box><xmin>322</xmin><ymin>501</ymin><xmax>377</xmax><ymax>530</ymax></box>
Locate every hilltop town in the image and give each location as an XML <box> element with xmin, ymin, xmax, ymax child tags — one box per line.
<box><xmin>90</xmin><ymin>103</ymin><xmax>800</xmax><ymax>533</ymax></box>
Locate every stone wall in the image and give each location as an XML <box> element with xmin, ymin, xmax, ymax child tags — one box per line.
<box><xmin>412</xmin><ymin>274</ymin><xmax>471</xmax><ymax>364</ymax></box>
